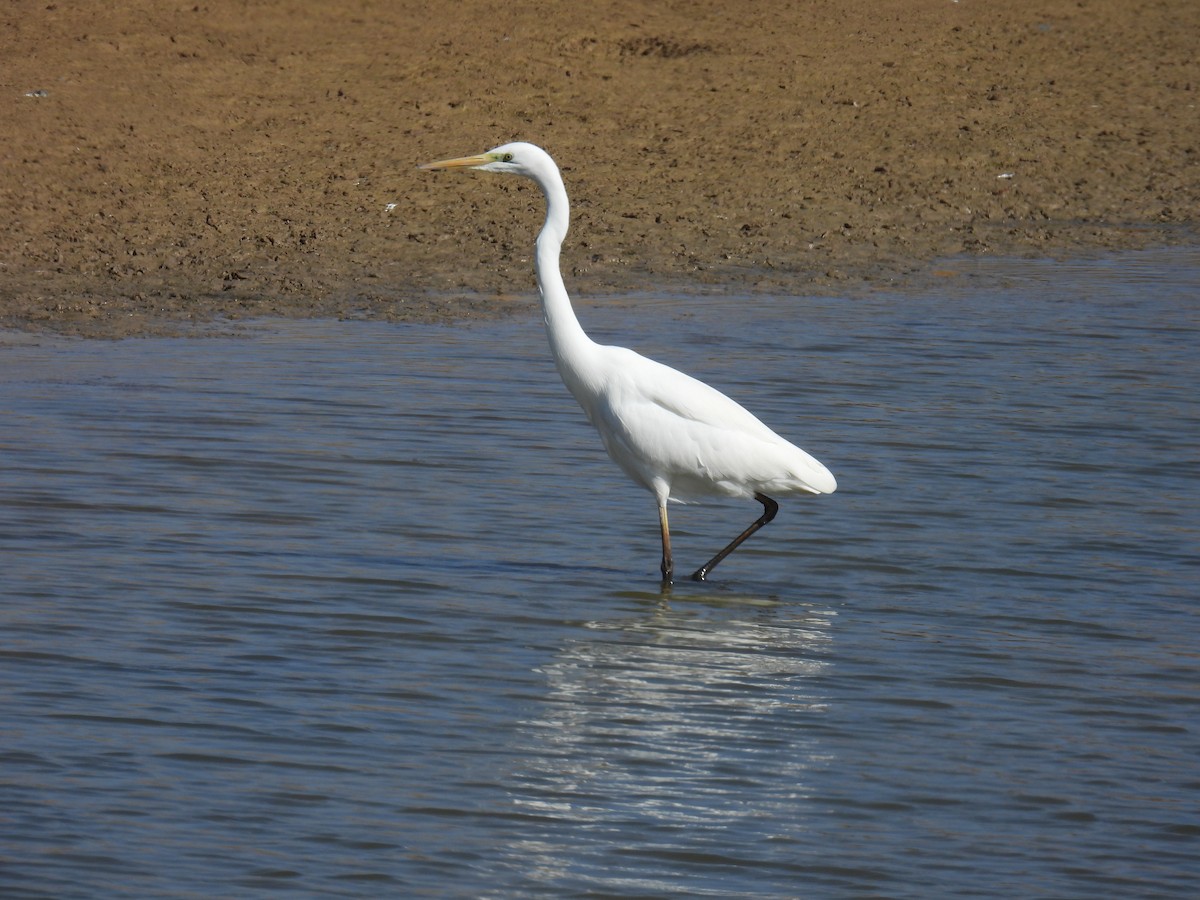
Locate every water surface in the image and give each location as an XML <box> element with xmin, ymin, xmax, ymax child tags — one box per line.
<box><xmin>2</xmin><ymin>249</ymin><xmax>1198</xmax><ymax>897</ymax></box>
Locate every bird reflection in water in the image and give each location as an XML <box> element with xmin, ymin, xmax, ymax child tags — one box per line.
<box><xmin>500</xmin><ymin>598</ymin><xmax>835</xmax><ymax>889</ymax></box>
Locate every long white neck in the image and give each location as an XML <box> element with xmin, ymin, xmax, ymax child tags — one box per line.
<box><xmin>532</xmin><ymin>168</ymin><xmax>594</xmax><ymax>375</ymax></box>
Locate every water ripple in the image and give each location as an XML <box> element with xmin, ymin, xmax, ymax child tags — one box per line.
<box><xmin>2</xmin><ymin>249</ymin><xmax>1198</xmax><ymax>897</ymax></box>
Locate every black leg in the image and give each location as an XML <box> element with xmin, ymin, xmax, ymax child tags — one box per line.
<box><xmin>659</xmin><ymin>503</ymin><xmax>674</xmax><ymax>584</ymax></box>
<box><xmin>691</xmin><ymin>492</ymin><xmax>779</xmax><ymax>581</ymax></box>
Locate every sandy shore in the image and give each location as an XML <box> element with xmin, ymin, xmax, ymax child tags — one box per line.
<box><xmin>2</xmin><ymin>0</ymin><xmax>1196</xmax><ymax>336</ymax></box>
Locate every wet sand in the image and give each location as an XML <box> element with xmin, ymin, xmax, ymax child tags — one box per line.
<box><xmin>2</xmin><ymin>0</ymin><xmax>1196</xmax><ymax>336</ymax></box>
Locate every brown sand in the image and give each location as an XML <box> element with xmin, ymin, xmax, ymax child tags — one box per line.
<box><xmin>2</xmin><ymin>0</ymin><xmax>1196</xmax><ymax>337</ymax></box>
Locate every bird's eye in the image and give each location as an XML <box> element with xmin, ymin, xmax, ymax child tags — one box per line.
<box><xmin>501</xmin><ymin>153</ymin><xmax>514</xmax><ymax>162</ymax></box>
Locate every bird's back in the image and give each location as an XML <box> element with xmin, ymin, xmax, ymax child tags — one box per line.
<box><xmin>563</xmin><ymin>344</ymin><xmax>837</xmax><ymax>503</ymax></box>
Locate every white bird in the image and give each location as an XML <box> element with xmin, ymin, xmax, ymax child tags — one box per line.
<box><xmin>422</xmin><ymin>142</ymin><xmax>836</xmax><ymax>583</ymax></box>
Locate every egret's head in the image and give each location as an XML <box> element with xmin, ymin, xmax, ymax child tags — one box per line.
<box><xmin>420</xmin><ymin>141</ymin><xmax>553</xmax><ymax>179</ymax></box>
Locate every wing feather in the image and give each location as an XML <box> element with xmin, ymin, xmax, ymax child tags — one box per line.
<box><xmin>583</xmin><ymin>346</ymin><xmax>836</xmax><ymax>500</ymax></box>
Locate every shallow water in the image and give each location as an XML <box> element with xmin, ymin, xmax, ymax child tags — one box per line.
<box><xmin>2</xmin><ymin>249</ymin><xmax>1198</xmax><ymax>898</ymax></box>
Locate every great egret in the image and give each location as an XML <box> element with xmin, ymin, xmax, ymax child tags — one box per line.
<box><xmin>422</xmin><ymin>142</ymin><xmax>836</xmax><ymax>583</ymax></box>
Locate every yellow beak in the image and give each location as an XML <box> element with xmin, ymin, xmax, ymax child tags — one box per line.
<box><xmin>419</xmin><ymin>153</ymin><xmax>491</xmax><ymax>171</ymax></box>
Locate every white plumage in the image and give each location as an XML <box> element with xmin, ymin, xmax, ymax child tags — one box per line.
<box><xmin>422</xmin><ymin>141</ymin><xmax>836</xmax><ymax>582</ymax></box>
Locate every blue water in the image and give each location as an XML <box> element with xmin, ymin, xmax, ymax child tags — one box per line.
<box><xmin>1</xmin><ymin>249</ymin><xmax>1198</xmax><ymax>897</ymax></box>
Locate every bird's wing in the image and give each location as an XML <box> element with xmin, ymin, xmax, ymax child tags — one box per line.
<box><xmin>589</xmin><ymin>347</ymin><xmax>836</xmax><ymax>498</ymax></box>
<box><xmin>612</xmin><ymin>347</ymin><xmax>793</xmax><ymax>434</ymax></box>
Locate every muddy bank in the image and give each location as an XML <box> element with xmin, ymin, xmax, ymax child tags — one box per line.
<box><xmin>2</xmin><ymin>0</ymin><xmax>1196</xmax><ymax>336</ymax></box>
